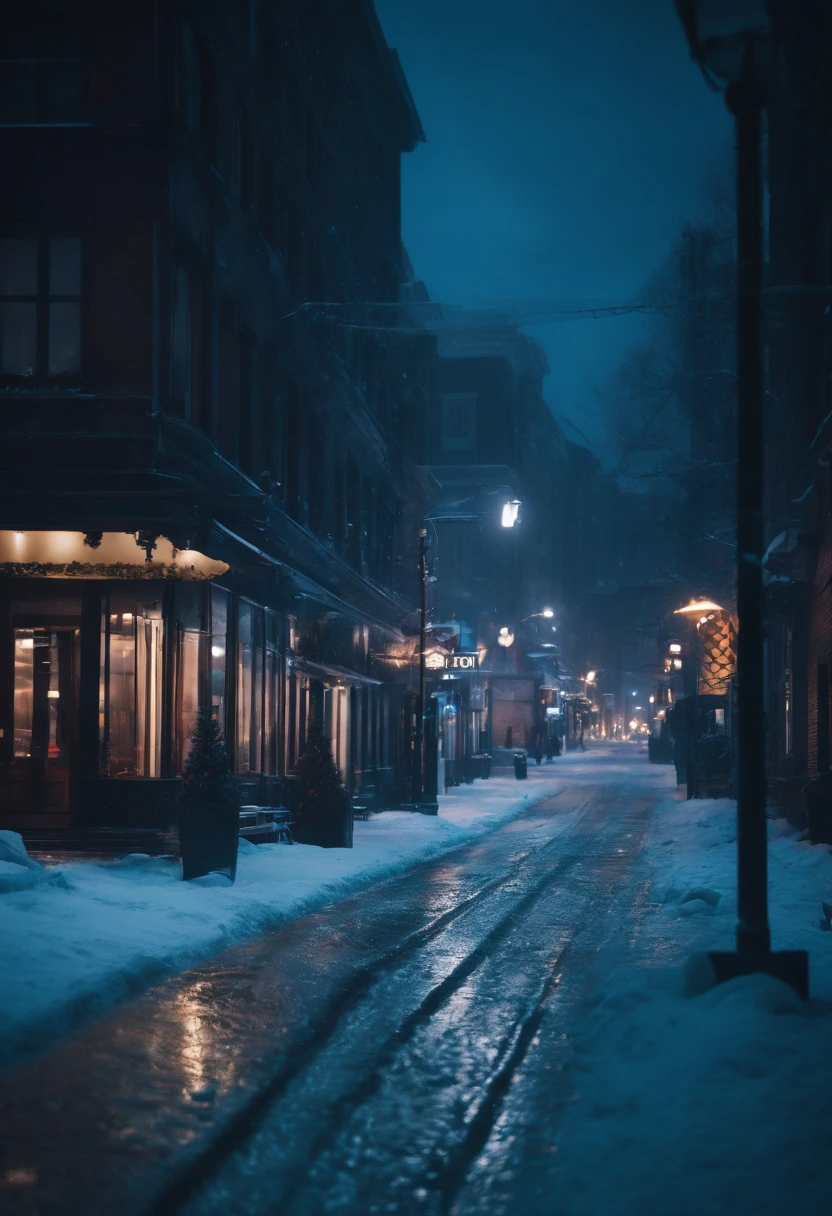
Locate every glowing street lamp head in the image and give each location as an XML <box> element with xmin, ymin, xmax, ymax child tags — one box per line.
<box><xmin>501</xmin><ymin>499</ymin><xmax>521</xmax><ymax>528</ymax></box>
<box><xmin>585</xmin><ymin>670</ymin><xmax>597</xmax><ymax>684</ymax></box>
<box><xmin>542</xmin><ymin>608</ymin><xmax>554</xmax><ymax>618</ymax></box>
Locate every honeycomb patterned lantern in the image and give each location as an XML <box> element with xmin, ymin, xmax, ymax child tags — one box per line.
<box><xmin>674</xmin><ymin>599</ymin><xmax>737</xmax><ymax>697</ymax></box>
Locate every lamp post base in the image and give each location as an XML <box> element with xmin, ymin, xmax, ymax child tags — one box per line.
<box><xmin>684</xmin><ymin>950</ymin><xmax>809</xmax><ymax>1000</ymax></box>
<box><xmin>416</xmin><ymin>799</ymin><xmax>439</xmax><ymax>816</ymax></box>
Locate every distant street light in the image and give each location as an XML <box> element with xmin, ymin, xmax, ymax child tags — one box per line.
<box><xmin>501</xmin><ymin>499</ymin><xmax>521</xmax><ymax>528</ymax></box>
<box><xmin>542</xmin><ymin>607</ymin><xmax>554</xmax><ymax>618</ymax></box>
<box><xmin>676</xmin><ymin>0</ymin><xmax>807</xmax><ymax>997</ymax></box>
<box><xmin>497</xmin><ymin>626</ymin><xmax>515</xmax><ymax>648</ymax></box>
<box><xmin>586</xmin><ymin>670</ymin><xmax>597</xmax><ymax>684</ymax></box>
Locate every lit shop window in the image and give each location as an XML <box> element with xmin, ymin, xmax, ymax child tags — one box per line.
<box><xmin>264</xmin><ymin>609</ymin><xmax>280</xmax><ymax>776</ymax></box>
<box><xmin>99</xmin><ymin>598</ymin><xmax>163</xmax><ymax>778</ymax></box>
<box><xmin>0</xmin><ymin>236</ymin><xmax>81</xmax><ymax>379</ymax></box>
<box><xmin>210</xmin><ymin>585</ymin><xmax>229</xmax><ymax>729</ymax></box>
<box><xmin>13</xmin><ymin>628</ymin><xmax>77</xmax><ymax>760</ymax></box>
<box><xmin>236</xmin><ymin>599</ymin><xmax>264</xmax><ymax>773</ymax></box>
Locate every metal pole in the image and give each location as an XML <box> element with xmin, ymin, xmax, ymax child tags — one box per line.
<box><xmin>416</xmin><ymin>527</ymin><xmax>428</xmax><ymax>802</ymax></box>
<box><xmin>727</xmin><ymin>57</ymin><xmax>770</xmax><ymax>955</ymax></box>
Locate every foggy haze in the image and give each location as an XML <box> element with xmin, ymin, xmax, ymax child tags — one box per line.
<box><xmin>377</xmin><ymin>0</ymin><xmax>731</xmax><ymax>458</ymax></box>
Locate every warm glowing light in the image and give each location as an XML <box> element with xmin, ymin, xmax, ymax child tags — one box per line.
<box><xmin>211</xmin><ymin>645</ymin><xmax>225</xmax><ymax>658</ymax></box>
<box><xmin>629</xmin><ymin>718</ymin><xmax>639</xmax><ymax>732</ymax></box>
<box><xmin>501</xmin><ymin>500</ymin><xmax>521</xmax><ymax>528</ymax></box>
<box><xmin>669</xmin><ymin>642</ymin><xmax>682</xmax><ymax>654</ymax></box>
<box><xmin>674</xmin><ymin>659</ymin><xmax>683</xmax><ymax>669</ymax></box>
<box><xmin>586</xmin><ymin>670</ymin><xmax>597</xmax><ymax>683</ymax></box>
<box><xmin>674</xmin><ymin>599</ymin><xmax>725</xmax><ymax>616</ymax></box>
<box><xmin>47</xmin><ymin>690</ymin><xmax>60</xmax><ymax>699</ymax></box>
<box><xmin>649</xmin><ymin>696</ymin><xmax>655</xmax><ymax>704</ymax></box>
<box><xmin>17</xmin><ymin>637</ymin><xmax>34</xmax><ymax>650</ymax></box>
<box><xmin>497</xmin><ymin>627</ymin><xmax>515</xmax><ymax>648</ymax></box>
<box><xmin>122</xmin><ymin>612</ymin><xmax>133</xmax><ymax>623</ymax></box>
<box><xmin>542</xmin><ymin>608</ymin><xmax>554</xmax><ymax>618</ymax></box>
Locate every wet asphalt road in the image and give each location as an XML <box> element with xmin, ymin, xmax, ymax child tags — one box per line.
<box><xmin>0</xmin><ymin>745</ymin><xmax>666</xmax><ymax>1216</ymax></box>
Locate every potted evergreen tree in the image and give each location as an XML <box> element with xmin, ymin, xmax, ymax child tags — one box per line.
<box><xmin>293</xmin><ymin>724</ymin><xmax>353</xmax><ymax>848</ymax></box>
<box><xmin>179</xmin><ymin>710</ymin><xmax>239</xmax><ymax>881</ymax></box>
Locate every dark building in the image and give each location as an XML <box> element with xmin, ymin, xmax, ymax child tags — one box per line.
<box><xmin>0</xmin><ymin>1</ymin><xmax>433</xmax><ymax>838</ymax></box>
<box><xmin>416</xmin><ymin>311</ymin><xmax>601</xmax><ymax>769</ymax></box>
<box><xmin>761</xmin><ymin>0</ymin><xmax>832</xmax><ymax>788</ymax></box>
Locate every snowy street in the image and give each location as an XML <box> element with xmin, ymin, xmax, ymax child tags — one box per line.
<box><xmin>2</xmin><ymin>744</ymin><xmax>831</xmax><ymax>1215</ymax></box>
<box><xmin>0</xmin><ymin>746</ymin><xmax>669</xmax><ymax>1214</ymax></box>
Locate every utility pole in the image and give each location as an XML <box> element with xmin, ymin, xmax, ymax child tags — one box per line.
<box><xmin>675</xmin><ymin>4</ymin><xmax>807</xmax><ymax>997</ymax></box>
<box><xmin>415</xmin><ymin>527</ymin><xmax>438</xmax><ymax>813</ymax></box>
<box><xmin>416</xmin><ymin>527</ymin><xmax>428</xmax><ymax>803</ymax></box>
<box><xmin>728</xmin><ymin>58</ymin><xmax>769</xmax><ymax>955</ymax></box>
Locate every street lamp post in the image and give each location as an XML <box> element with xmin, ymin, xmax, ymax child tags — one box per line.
<box><xmin>415</xmin><ymin>527</ymin><xmax>438</xmax><ymax>813</ymax></box>
<box><xmin>676</xmin><ymin>0</ymin><xmax>807</xmax><ymax>996</ymax></box>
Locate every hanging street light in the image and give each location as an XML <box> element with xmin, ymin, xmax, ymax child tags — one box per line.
<box><xmin>501</xmin><ymin>499</ymin><xmax>521</xmax><ymax>528</ymax></box>
<box><xmin>675</xmin><ymin>0</ymin><xmax>807</xmax><ymax>998</ymax></box>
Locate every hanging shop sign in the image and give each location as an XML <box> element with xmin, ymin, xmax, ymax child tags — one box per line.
<box><xmin>445</xmin><ymin>652</ymin><xmax>479</xmax><ymax>671</ymax></box>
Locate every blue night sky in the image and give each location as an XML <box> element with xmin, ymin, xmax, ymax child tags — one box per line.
<box><xmin>375</xmin><ymin>0</ymin><xmax>731</xmax><ymax>458</ymax></box>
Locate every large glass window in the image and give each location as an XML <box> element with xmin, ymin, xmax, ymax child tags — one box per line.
<box><xmin>264</xmin><ymin>610</ymin><xmax>280</xmax><ymax>775</ymax></box>
<box><xmin>210</xmin><ymin>586</ymin><xmax>229</xmax><ymax>729</ymax></box>
<box><xmin>0</xmin><ymin>236</ymin><xmax>81</xmax><ymax>380</ymax></box>
<box><xmin>99</xmin><ymin>595</ymin><xmax>163</xmax><ymax>778</ymax></box>
<box><xmin>236</xmin><ymin>599</ymin><xmax>263</xmax><ymax>773</ymax></box>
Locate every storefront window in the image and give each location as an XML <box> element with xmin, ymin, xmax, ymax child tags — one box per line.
<box><xmin>210</xmin><ymin>585</ymin><xmax>228</xmax><ymax>731</ymax></box>
<box><xmin>236</xmin><ymin>599</ymin><xmax>263</xmax><ymax>773</ymax></box>
<box><xmin>13</xmin><ymin>627</ymin><xmax>77</xmax><ymax>769</ymax></box>
<box><xmin>178</xmin><ymin>630</ymin><xmax>201</xmax><ymax>771</ymax></box>
<box><xmin>13</xmin><ymin>631</ymin><xmax>35</xmax><ymax>758</ymax></box>
<box><xmin>264</xmin><ymin>609</ymin><xmax>280</xmax><ymax>775</ymax></box>
<box><xmin>100</xmin><ymin>594</ymin><xmax>163</xmax><ymax>778</ymax></box>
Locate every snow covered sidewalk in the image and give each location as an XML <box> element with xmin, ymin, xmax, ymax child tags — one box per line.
<box><xmin>548</xmin><ymin>789</ymin><xmax>832</xmax><ymax>1216</ymax></box>
<box><xmin>0</xmin><ymin>766</ymin><xmax>561</xmax><ymax>1069</ymax></box>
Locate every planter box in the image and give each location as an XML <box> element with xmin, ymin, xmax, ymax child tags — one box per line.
<box><xmin>179</xmin><ymin>801</ymin><xmax>239</xmax><ymax>881</ymax></box>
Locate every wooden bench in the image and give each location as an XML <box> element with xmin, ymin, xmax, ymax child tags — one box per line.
<box><xmin>239</xmin><ymin>806</ymin><xmax>294</xmax><ymax>844</ymax></box>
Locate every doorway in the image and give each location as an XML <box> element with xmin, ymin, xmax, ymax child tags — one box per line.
<box><xmin>11</xmin><ymin>626</ymin><xmax>79</xmax><ymax>817</ymax></box>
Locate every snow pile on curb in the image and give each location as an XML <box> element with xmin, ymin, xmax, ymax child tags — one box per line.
<box><xmin>0</xmin><ymin>769</ymin><xmax>559</xmax><ymax>1068</ymax></box>
<box><xmin>548</xmin><ymin>791</ymin><xmax>832</xmax><ymax>1216</ymax></box>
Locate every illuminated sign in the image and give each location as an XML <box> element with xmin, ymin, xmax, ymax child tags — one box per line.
<box><xmin>425</xmin><ymin>651</ymin><xmax>480</xmax><ymax>671</ymax></box>
<box><xmin>445</xmin><ymin>652</ymin><xmax>480</xmax><ymax>671</ymax></box>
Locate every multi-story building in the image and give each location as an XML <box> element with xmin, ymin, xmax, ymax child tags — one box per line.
<box><xmin>0</xmin><ymin>0</ymin><xmax>433</xmax><ymax>839</ymax></box>
<box><xmin>416</xmin><ymin>310</ymin><xmax>598</xmax><ymax>769</ymax></box>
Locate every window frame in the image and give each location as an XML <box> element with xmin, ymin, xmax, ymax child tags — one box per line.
<box><xmin>0</xmin><ymin>235</ymin><xmax>83</xmax><ymax>382</ymax></box>
<box><xmin>0</xmin><ymin>57</ymin><xmax>87</xmax><ymax>126</ymax></box>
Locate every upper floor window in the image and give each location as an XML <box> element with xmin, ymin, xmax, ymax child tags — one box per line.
<box><xmin>0</xmin><ymin>58</ymin><xmax>85</xmax><ymax>124</ymax></box>
<box><xmin>441</xmin><ymin>392</ymin><xmax>477</xmax><ymax>451</ymax></box>
<box><xmin>0</xmin><ymin>237</ymin><xmax>81</xmax><ymax>381</ymax></box>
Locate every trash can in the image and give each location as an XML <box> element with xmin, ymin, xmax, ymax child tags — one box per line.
<box><xmin>513</xmin><ymin>751</ymin><xmax>528</xmax><ymax>780</ymax></box>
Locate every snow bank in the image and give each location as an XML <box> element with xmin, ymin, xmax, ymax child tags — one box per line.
<box><xmin>548</xmin><ymin>789</ymin><xmax>832</xmax><ymax>1216</ymax></box>
<box><xmin>0</xmin><ymin>767</ymin><xmax>561</xmax><ymax>1068</ymax></box>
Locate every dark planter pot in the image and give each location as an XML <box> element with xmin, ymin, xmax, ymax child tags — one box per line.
<box><xmin>292</xmin><ymin>790</ymin><xmax>353</xmax><ymax>849</ymax></box>
<box><xmin>179</xmin><ymin>799</ymin><xmax>240</xmax><ymax>881</ymax></box>
<box><xmin>804</xmin><ymin>774</ymin><xmax>832</xmax><ymax>845</ymax></box>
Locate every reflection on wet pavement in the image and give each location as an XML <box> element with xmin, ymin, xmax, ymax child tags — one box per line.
<box><xmin>0</xmin><ymin>746</ymin><xmax>667</xmax><ymax>1216</ymax></box>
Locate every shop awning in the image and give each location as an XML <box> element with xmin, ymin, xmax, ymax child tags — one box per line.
<box><xmin>289</xmin><ymin>658</ymin><xmax>382</xmax><ymax>688</ymax></box>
